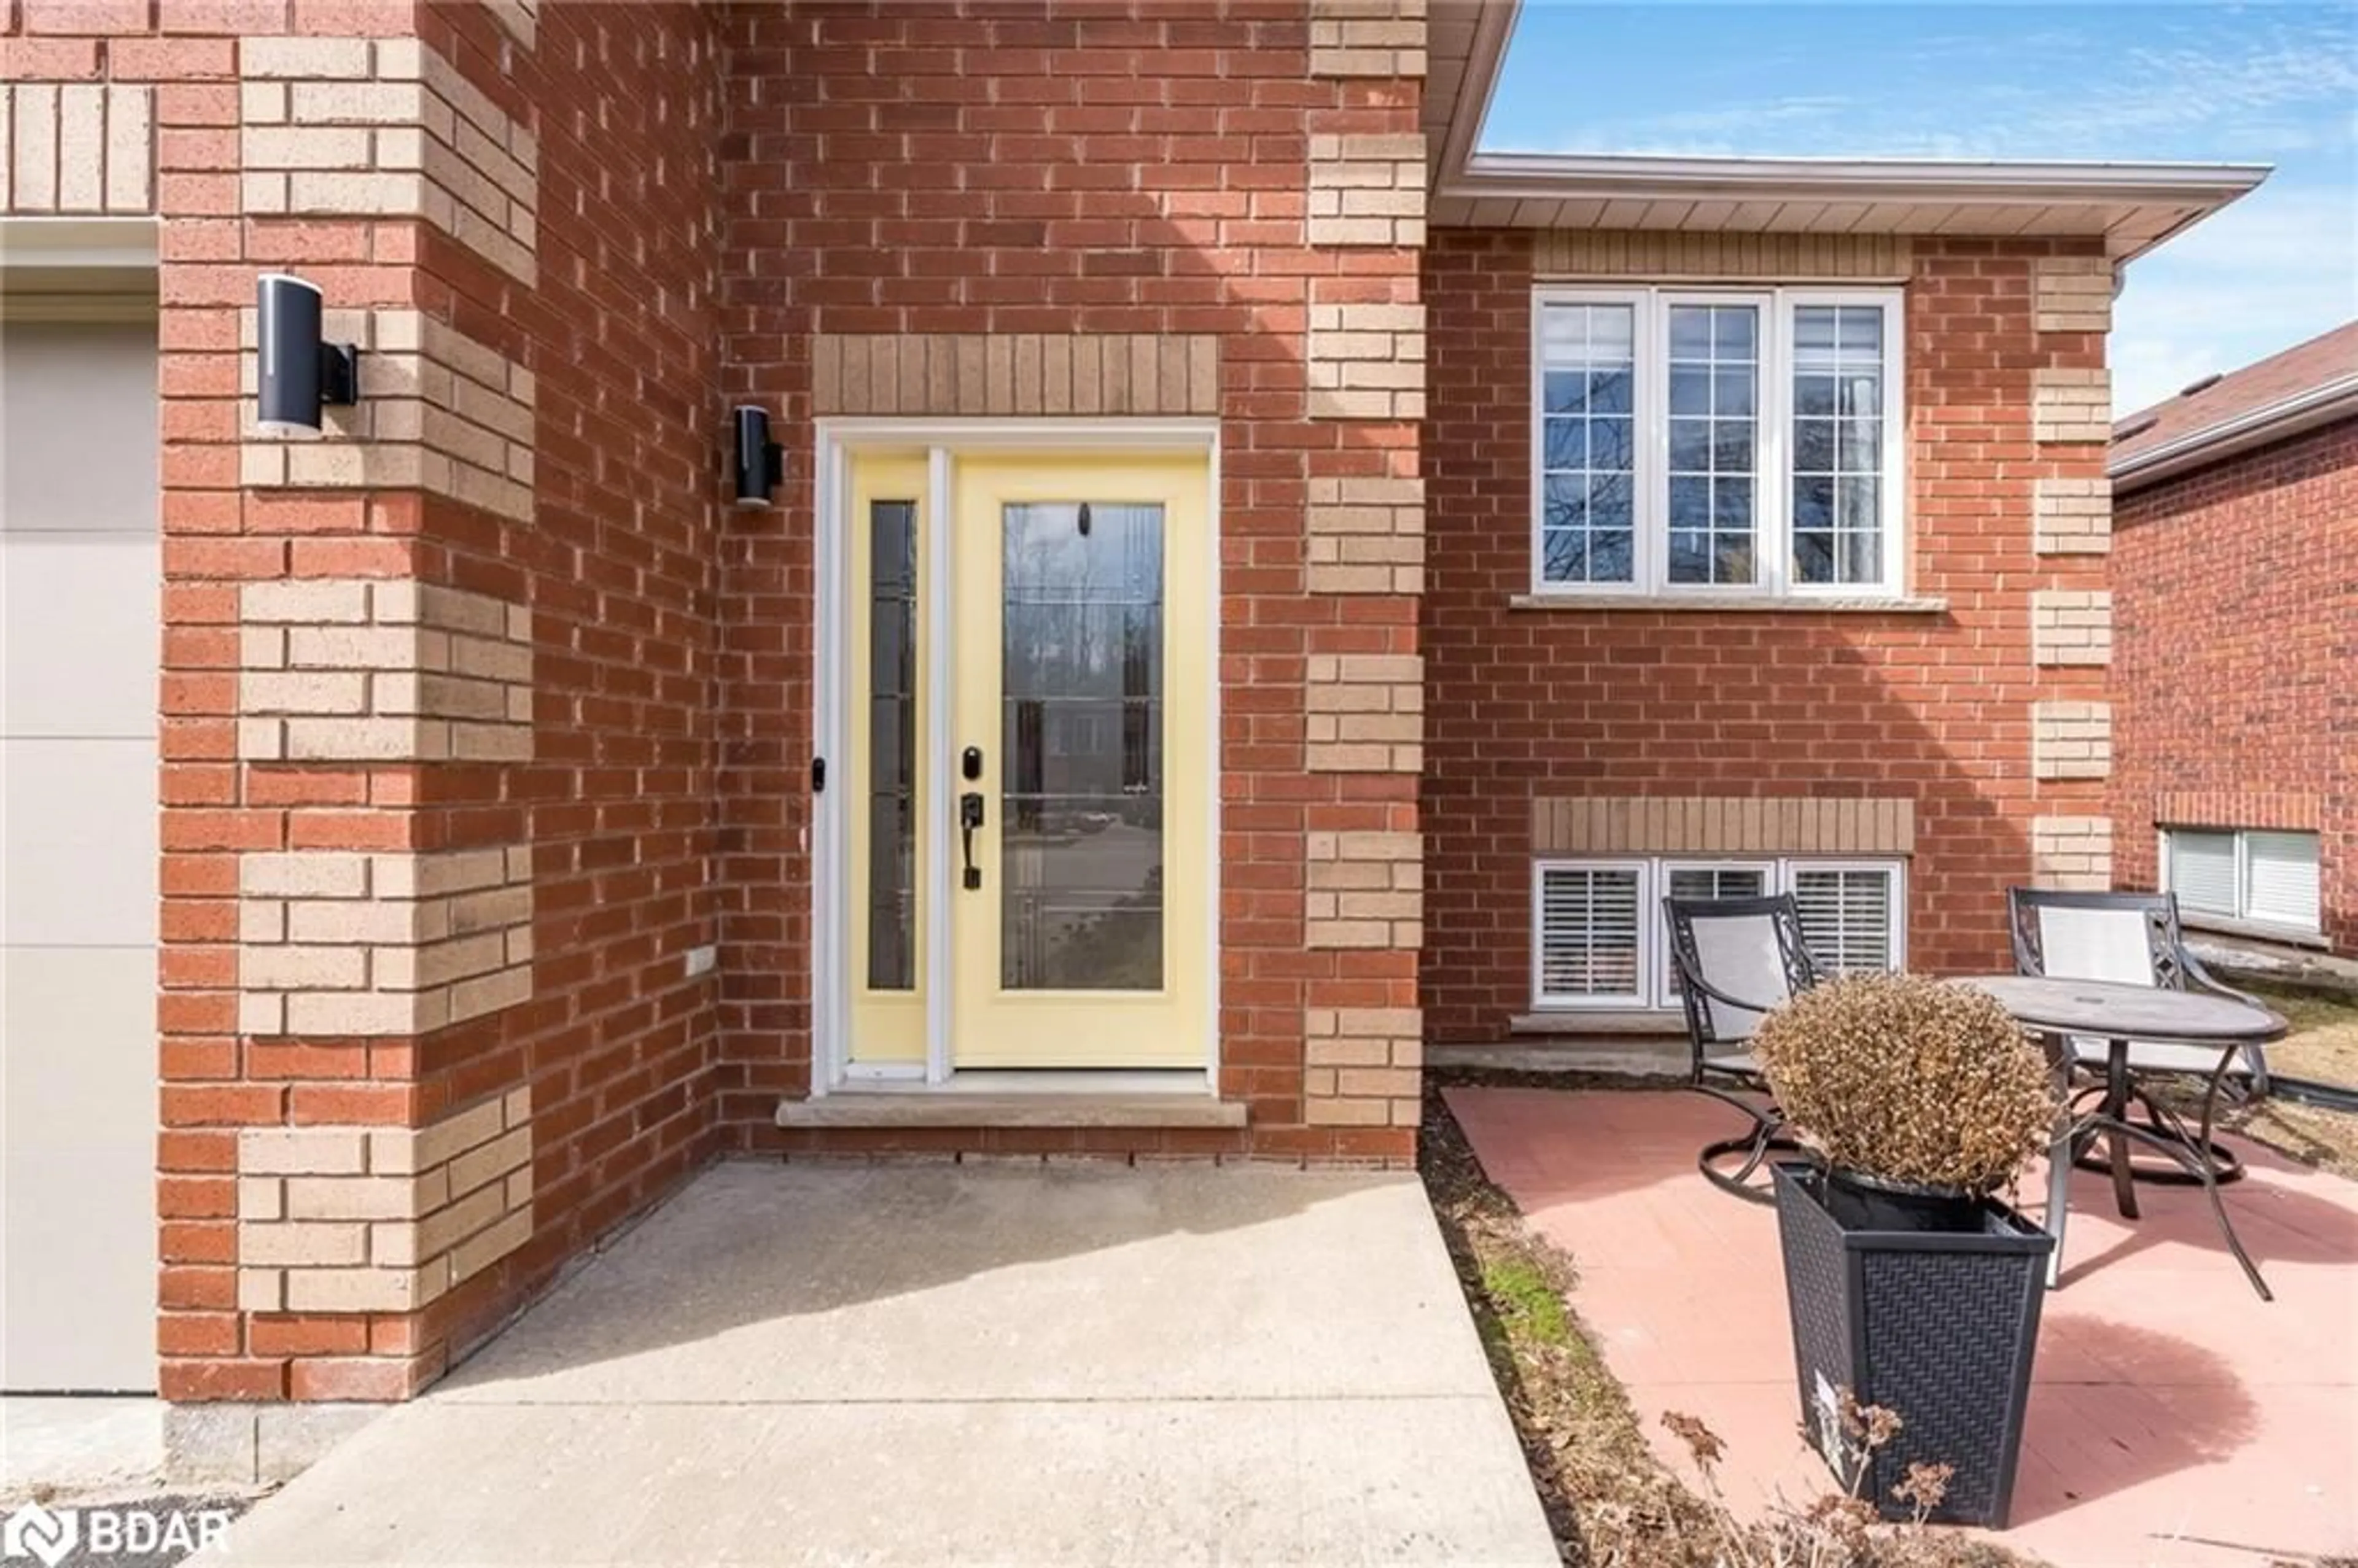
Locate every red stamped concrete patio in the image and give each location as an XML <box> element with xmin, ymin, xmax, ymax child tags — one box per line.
<box><xmin>1447</xmin><ymin>1087</ymin><xmax>2358</xmax><ymax>1568</ymax></box>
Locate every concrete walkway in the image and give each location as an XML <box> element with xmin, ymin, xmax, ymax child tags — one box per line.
<box><xmin>197</xmin><ymin>1160</ymin><xmax>1556</xmax><ymax>1566</ymax></box>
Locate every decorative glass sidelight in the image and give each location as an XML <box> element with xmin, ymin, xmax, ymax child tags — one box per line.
<box><xmin>997</xmin><ymin>500</ymin><xmax>1165</xmax><ymax>991</ymax></box>
<box><xmin>865</xmin><ymin>499</ymin><xmax>918</xmax><ymax>991</ymax></box>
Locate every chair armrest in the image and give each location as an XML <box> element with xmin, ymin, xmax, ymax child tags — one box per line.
<box><xmin>2176</xmin><ymin>944</ymin><xmax>2266</xmax><ymax>1010</ymax></box>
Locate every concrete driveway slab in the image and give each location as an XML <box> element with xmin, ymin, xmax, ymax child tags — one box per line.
<box><xmin>196</xmin><ymin>1160</ymin><xmax>1555</xmax><ymax>1567</ymax></box>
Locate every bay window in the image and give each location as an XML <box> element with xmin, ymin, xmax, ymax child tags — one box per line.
<box><xmin>1533</xmin><ymin>286</ymin><xmax>1905</xmax><ymax>598</ymax></box>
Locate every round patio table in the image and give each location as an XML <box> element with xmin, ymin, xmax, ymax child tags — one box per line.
<box><xmin>1950</xmin><ymin>974</ymin><xmax>2286</xmax><ymax>1302</ymax></box>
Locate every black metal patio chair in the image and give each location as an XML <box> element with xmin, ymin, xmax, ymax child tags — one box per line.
<box><xmin>1662</xmin><ymin>892</ymin><xmax>1824</xmax><ymax>1202</ymax></box>
<box><xmin>2007</xmin><ymin>887</ymin><xmax>2273</xmax><ymax>1187</ymax></box>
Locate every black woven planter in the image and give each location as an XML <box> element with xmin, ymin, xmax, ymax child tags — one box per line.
<box><xmin>1771</xmin><ymin>1162</ymin><xmax>2054</xmax><ymax>1528</ymax></box>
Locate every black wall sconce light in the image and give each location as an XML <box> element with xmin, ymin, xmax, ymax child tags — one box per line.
<box><xmin>255</xmin><ymin>273</ymin><xmax>360</xmax><ymax>436</ymax></box>
<box><xmin>733</xmin><ymin>405</ymin><xmax>784</xmax><ymax>508</ymax></box>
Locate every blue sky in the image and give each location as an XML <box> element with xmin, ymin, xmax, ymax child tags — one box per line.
<box><xmin>1484</xmin><ymin>2</ymin><xmax>2358</xmax><ymax>413</ymax></box>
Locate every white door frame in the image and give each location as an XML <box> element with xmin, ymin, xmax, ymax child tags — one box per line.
<box><xmin>809</xmin><ymin>417</ymin><xmax>1223</xmax><ymax>1095</ymax></box>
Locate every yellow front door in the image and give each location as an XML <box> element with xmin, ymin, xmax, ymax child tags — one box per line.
<box><xmin>842</xmin><ymin>448</ymin><xmax>1212</xmax><ymax>1073</ymax></box>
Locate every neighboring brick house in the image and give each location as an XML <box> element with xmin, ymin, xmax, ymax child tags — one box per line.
<box><xmin>2107</xmin><ymin>322</ymin><xmax>2357</xmax><ymax>957</ymax></box>
<box><xmin>0</xmin><ymin>0</ymin><xmax>2263</xmax><ymax>1465</ymax></box>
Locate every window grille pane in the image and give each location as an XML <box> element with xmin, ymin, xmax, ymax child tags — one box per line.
<box><xmin>1539</xmin><ymin>302</ymin><xmax>1638</xmax><ymax>586</ymax></box>
<box><xmin>1791</xmin><ymin>868</ymin><xmax>1895</xmax><ymax>975</ymax></box>
<box><xmin>1665</xmin><ymin>303</ymin><xmax>1758</xmax><ymax>586</ymax></box>
<box><xmin>2165</xmin><ymin>830</ymin><xmax>2237</xmax><ymax>919</ymax></box>
<box><xmin>1790</xmin><ymin>304</ymin><xmax>1887</xmax><ymax>587</ymax></box>
<box><xmin>1537</xmin><ymin>866</ymin><xmax>1643</xmax><ymax>1001</ymax></box>
<box><xmin>2243</xmin><ymin>831</ymin><xmax>2321</xmax><ymax>933</ymax></box>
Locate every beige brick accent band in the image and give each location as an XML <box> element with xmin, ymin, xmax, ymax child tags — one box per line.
<box><xmin>1305</xmin><ymin>831</ymin><xmax>1421</xmax><ymax>950</ymax></box>
<box><xmin>2032</xmin><ymin>589</ymin><xmax>2112</xmax><ymax>667</ymax></box>
<box><xmin>2153</xmin><ymin>792</ymin><xmax>2323</xmax><ymax>832</ymax></box>
<box><xmin>1307</xmin><ymin>301</ymin><xmax>1425</xmax><ymax>421</ymax></box>
<box><xmin>1307</xmin><ymin>473</ymin><xmax>1423</xmax><ymax>594</ymax></box>
<box><xmin>2032</xmin><ymin>702</ymin><xmax>2112</xmax><ymax>781</ymax></box>
<box><xmin>238</xmin><ymin>846</ymin><xmax>534</xmax><ymax>1037</ymax></box>
<box><xmin>1305</xmin><ymin>653</ymin><xmax>1420</xmax><ymax>773</ymax></box>
<box><xmin>239</xmin><ymin>37</ymin><xmax>539</xmax><ymax>284</ymax></box>
<box><xmin>2033</xmin><ymin>255</ymin><xmax>2113</xmax><ymax>333</ymax></box>
<box><xmin>2031</xmin><ymin>368</ymin><xmax>2111</xmax><ymax>444</ymax></box>
<box><xmin>239</xmin><ymin>308</ymin><xmax>536</xmax><ymax>522</ymax></box>
<box><xmin>0</xmin><ymin>83</ymin><xmax>154</xmax><ymax>214</ymax></box>
<box><xmin>1307</xmin><ymin>133</ymin><xmax>1425</xmax><ymax>247</ymax></box>
<box><xmin>238</xmin><ymin>579</ymin><xmax>533</xmax><ymax>763</ymax></box>
<box><xmin>2034</xmin><ymin>476</ymin><xmax>2111</xmax><ymax>554</ymax></box>
<box><xmin>1303</xmin><ymin>1007</ymin><xmax>1421</xmax><ymax>1128</ymax></box>
<box><xmin>810</xmin><ymin>333</ymin><xmax>1220</xmax><ymax>418</ymax></box>
<box><xmin>1309</xmin><ymin>0</ymin><xmax>1427</xmax><ymax>77</ymax></box>
<box><xmin>2031</xmin><ymin>817</ymin><xmax>2114</xmax><ymax>891</ymax></box>
<box><xmin>1535</xmin><ymin>230</ymin><xmax>1912</xmax><ymax>281</ymax></box>
<box><xmin>1533</xmin><ymin>796</ymin><xmax>1918</xmax><ymax>856</ymax></box>
<box><xmin>235</xmin><ymin>1087</ymin><xmax>533</xmax><ymax>1315</ymax></box>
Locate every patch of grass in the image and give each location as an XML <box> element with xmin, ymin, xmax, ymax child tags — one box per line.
<box><xmin>2152</xmin><ymin>979</ymin><xmax>2358</xmax><ymax>1179</ymax></box>
<box><xmin>1482</xmin><ymin>1255</ymin><xmax>1573</xmax><ymax>1348</ymax></box>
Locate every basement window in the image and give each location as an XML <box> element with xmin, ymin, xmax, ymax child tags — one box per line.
<box><xmin>1533</xmin><ymin>857</ymin><xmax>1905</xmax><ymax>1011</ymax></box>
<box><xmin>2163</xmin><ymin>828</ymin><xmax>2322</xmax><ymax>939</ymax></box>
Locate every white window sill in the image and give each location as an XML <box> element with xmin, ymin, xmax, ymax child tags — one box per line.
<box><xmin>1511</xmin><ymin>593</ymin><xmax>1950</xmax><ymax>614</ymax></box>
<box><xmin>2178</xmin><ymin>912</ymin><xmax>2330</xmax><ymax>952</ymax></box>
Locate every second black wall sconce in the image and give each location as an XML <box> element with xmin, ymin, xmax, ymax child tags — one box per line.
<box><xmin>733</xmin><ymin>406</ymin><xmax>784</xmax><ymax>508</ymax></box>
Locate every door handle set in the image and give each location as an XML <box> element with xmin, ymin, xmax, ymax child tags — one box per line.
<box><xmin>959</xmin><ymin>791</ymin><xmax>985</xmax><ymax>890</ymax></box>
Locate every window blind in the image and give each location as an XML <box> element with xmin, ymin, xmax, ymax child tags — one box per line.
<box><xmin>1791</xmin><ymin>867</ymin><xmax>1895</xmax><ymax>975</ymax></box>
<box><xmin>1536</xmin><ymin>865</ymin><xmax>1643</xmax><ymax>1001</ymax></box>
<box><xmin>2166</xmin><ymin>830</ymin><xmax>2238</xmax><ymax>920</ymax></box>
<box><xmin>2243</xmin><ymin>831</ymin><xmax>2322</xmax><ymax>933</ymax></box>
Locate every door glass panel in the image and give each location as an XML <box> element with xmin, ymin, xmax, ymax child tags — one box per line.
<box><xmin>866</xmin><ymin>499</ymin><xmax>917</xmax><ymax>990</ymax></box>
<box><xmin>1000</xmin><ymin>500</ymin><xmax>1164</xmax><ymax>991</ymax></box>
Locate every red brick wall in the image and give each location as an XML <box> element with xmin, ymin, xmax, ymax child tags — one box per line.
<box><xmin>712</xmin><ymin>0</ymin><xmax>1423</xmax><ymax>1161</ymax></box>
<box><xmin>399</xmin><ymin>0</ymin><xmax>730</xmax><ymax>1381</ymax></box>
<box><xmin>1420</xmin><ymin>230</ymin><xmax>2102</xmax><ymax>1041</ymax></box>
<box><xmin>6</xmin><ymin>0</ymin><xmax>730</xmax><ymax>1400</ymax></box>
<box><xmin>2111</xmin><ymin>421</ymin><xmax>2357</xmax><ymax>955</ymax></box>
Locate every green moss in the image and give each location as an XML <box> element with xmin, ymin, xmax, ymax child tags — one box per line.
<box><xmin>1481</xmin><ymin>1255</ymin><xmax>1571</xmax><ymax>1346</ymax></box>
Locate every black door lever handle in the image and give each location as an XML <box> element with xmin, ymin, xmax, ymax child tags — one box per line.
<box><xmin>959</xmin><ymin>792</ymin><xmax>985</xmax><ymax>890</ymax></box>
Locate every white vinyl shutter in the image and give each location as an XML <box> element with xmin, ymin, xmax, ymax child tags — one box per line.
<box><xmin>1536</xmin><ymin>864</ymin><xmax>1644</xmax><ymax>1004</ymax></box>
<box><xmin>1791</xmin><ymin>867</ymin><xmax>1896</xmax><ymax>976</ymax></box>
<box><xmin>2166</xmin><ymin>830</ymin><xmax>2238</xmax><ymax>920</ymax></box>
<box><xmin>2244</xmin><ymin>832</ymin><xmax>2322</xmax><ymax>934</ymax></box>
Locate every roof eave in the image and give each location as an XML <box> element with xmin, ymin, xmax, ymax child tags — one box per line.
<box><xmin>2111</xmin><ymin>378</ymin><xmax>2358</xmax><ymax>492</ymax></box>
<box><xmin>1450</xmin><ymin>152</ymin><xmax>2272</xmax><ymax>209</ymax></box>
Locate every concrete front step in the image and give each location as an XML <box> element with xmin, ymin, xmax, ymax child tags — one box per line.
<box><xmin>774</xmin><ymin>1091</ymin><xmax>1249</xmax><ymax>1130</ymax></box>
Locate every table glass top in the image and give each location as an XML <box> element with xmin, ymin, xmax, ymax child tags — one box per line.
<box><xmin>1948</xmin><ymin>974</ymin><xmax>2286</xmax><ymax>1043</ymax></box>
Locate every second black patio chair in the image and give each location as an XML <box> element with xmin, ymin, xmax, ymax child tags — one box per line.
<box><xmin>1662</xmin><ymin>892</ymin><xmax>1825</xmax><ymax>1202</ymax></box>
<box><xmin>2007</xmin><ymin>887</ymin><xmax>2273</xmax><ymax>1185</ymax></box>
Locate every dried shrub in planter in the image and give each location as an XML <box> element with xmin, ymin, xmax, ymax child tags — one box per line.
<box><xmin>1753</xmin><ymin>974</ymin><xmax>2058</xmax><ymax>1197</ymax></box>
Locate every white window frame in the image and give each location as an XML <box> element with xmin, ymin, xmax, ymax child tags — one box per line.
<box><xmin>1531</xmin><ymin>858</ymin><xmax>1652</xmax><ymax>1009</ymax></box>
<box><xmin>1530</xmin><ymin>285</ymin><xmax>1907</xmax><ymax>601</ymax></box>
<box><xmin>2160</xmin><ymin>826</ymin><xmax>2324</xmax><ymax>941</ymax></box>
<box><xmin>1532</xmin><ymin>854</ymin><xmax>1907</xmax><ymax>1012</ymax></box>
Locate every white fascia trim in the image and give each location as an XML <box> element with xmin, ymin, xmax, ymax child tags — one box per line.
<box><xmin>1432</xmin><ymin>0</ymin><xmax>1520</xmax><ymax>180</ymax></box>
<box><xmin>2111</xmin><ymin>378</ymin><xmax>2358</xmax><ymax>492</ymax></box>
<box><xmin>1447</xmin><ymin>152</ymin><xmax>2270</xmax><ymax>206</ymax></box>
